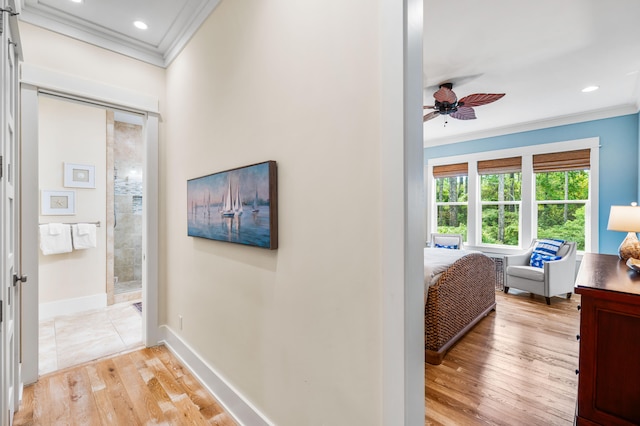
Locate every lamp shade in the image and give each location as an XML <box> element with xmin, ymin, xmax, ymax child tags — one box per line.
<box><xmin>607</xmin><ymin>205</ymin><xmax>640</xmax><ymax>232</ymax></box>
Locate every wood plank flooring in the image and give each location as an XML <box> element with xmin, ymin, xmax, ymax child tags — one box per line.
<box><xmin>13</xmin><ymin>345</ymin><xmax>237</xmax><ymax>426</ymax></box>
<box><xmin>426</xmin><ymin>289</ymin><xmax>581</xmax><ymax>425</ymax></box>
<box><xmin>15</xmin><ymin>290</ymin><xmax>580</xmax><ymax>425</ymax></box>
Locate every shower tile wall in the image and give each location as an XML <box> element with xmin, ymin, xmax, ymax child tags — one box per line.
<box><xmin>114</xmin><ymin>122</ymin><xmax>143</xmax><ymax>293</ymax></box>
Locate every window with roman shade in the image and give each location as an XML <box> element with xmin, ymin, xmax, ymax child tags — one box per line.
<box><xmin>478</xmin><ymin>157</ymin><xmax>523</xmax><ymax>245</ymax></box>
<box><xmin>534</xmin><ymin>149</ymin><xmax>590</xmax><ymax>250</ymax></box>
<box><xmin>433</xmin><ymin>162</ymin><xmax>468</xmax><ymax>241</ymax></box>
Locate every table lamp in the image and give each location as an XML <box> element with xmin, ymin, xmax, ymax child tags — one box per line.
<box><xmin>607</xmin><ymin>202</ymin><xmax>640</xmax><ymax>261</ymax></box>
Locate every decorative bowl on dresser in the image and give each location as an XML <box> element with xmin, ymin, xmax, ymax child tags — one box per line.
<box><xmin>575</xmin><ymin>253</ymin><xmax>640</xmax><ymax>425</ymax></box>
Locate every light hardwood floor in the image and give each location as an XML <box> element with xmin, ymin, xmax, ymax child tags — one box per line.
<box><xmin>17</xmin><ymin>290</ymin><xmax>579</xmax><ymax>425</ymax></box>
<box><xmin>14</xmin><ymin>345</ymin><xmax>237</xmax><ymax>425</ymax></box>
<box><xmin>426</xmin><ymin>289</ymin><xmax>581</xmax><ymax>425</ymax></box>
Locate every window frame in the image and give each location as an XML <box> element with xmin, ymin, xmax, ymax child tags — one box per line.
<box><xmin>479</xmin><ymin>171</ymin><xmax>522</xmax><ymax>245</ymax></box>
<box><xmin>425</xmin><ymin>137</ymin><xmax>599</xmax><ymax>255</ymax></box>
<box><xmin>433</xmin><ymin>174</ymin><xmax>469</xmax><ymax>239</ymax></box>
<box><xmin>534</xmin><ymin>169</ymin><xmax>590</xmax><ymax>251</ymax></box>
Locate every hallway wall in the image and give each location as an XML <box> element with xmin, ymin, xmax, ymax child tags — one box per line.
<box><xmin>164</xmin><ymin>1</ymin><xmax>383</xmax><ymax>424</ymax></box>
<box><xmin>19</xmin><ymin>3</ymin><xmax>410</xmax><ymax>423</ymax></box>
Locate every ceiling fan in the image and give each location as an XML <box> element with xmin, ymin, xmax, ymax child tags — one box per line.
<box><xmin>423</xmin><ymin>83</ymin><xmax>505</xmax><ymax>122</ymax></box>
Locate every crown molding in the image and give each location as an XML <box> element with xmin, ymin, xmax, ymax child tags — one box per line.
<box><xmin>423</xmin><ymin>104</ymin><xmax>639</xmax><ymax>147</ymax></box>
<box><xmin>18</xmin><ymin>0</ymin><xmax>221</xmax><ymax>68</ymax></box>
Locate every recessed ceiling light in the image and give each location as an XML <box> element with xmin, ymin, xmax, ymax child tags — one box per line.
<box><xmin>70</xmin><ymin>0</ymin><xmax>82</xmax><ymax>3</ymax></box>
<box><xmin>134</xmin><ymin>21</ymin><xmax>148</xmax><ymax>30</ymax></box>
<box><xmin>582</xmin><ymin>86</ymin><xmax>599</xmax><ymax>93</ymax></box>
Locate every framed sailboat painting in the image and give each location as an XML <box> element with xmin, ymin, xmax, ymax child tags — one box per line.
<box><xmin>187</xmin><ymin>161</ymin><xmax>278</xmax><ymax>249</ymax></box>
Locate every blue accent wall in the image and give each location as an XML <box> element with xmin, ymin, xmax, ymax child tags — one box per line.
<box><xmin>424</xmin><ymin>113</ymin><xmax>640</xmax><ymax>254</ymax></box>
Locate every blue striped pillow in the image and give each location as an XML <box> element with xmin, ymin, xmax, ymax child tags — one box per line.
<box><xmin>530</xmin><ymin>239</ymin><xmax>564</xmax><ymax>268</ymax></box>
<box><xmin>435</xmin><ymin>243</ymin><xmax>458</xmax><ymax>250</ymax></box>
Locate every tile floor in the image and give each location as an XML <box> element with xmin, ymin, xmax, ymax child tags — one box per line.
<box><xmin>39</xmin><ymin>300</ymin><xmax>143</xmax><ymax>376</ymax></box>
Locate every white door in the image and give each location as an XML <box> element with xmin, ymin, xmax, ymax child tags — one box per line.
<box><xmin>0</xmin><ymin>2</ymin><xmax>21</xmax><ymax>425</ymax></box>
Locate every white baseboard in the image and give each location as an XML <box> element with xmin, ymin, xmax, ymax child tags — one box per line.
<box><xmin>159</xmin><ymin>325</ymin><xmax>272</xmax><ymax>426</ymax></box>
<box><xmin>39</xmin><ymin>293</ymin><xmax>107</xmax><ymax>320</ymax></box>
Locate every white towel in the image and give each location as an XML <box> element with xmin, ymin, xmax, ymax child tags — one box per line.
<box><xmin>77</xmin><ymin>223</ymin><xmax>91</xmax><ymax>235</ymax></box>
<box><xmin>48</xmin><ymin>223</ymin><xmax>63</xmax><ymax>235</ymax></box>
<box><xmin>72</xmin><ymin>223</ymin><xmax>97</xmax><ymax>250</ymax></box>
<box><xmin>39</xmin><ymin>224</ymin><xmax>73</xmax><ymax>255</ymax></box>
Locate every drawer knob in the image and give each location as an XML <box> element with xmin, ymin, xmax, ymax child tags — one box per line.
<box><xmin>576</xmin><ymin>335</ymin><xmax>580</xmax><ymax>341</ymax></box>
<box><xmin>577</xmin><ymin>305</ymin><xmax>581</xmax><ymax>311</ymax></box>
<box><xmin>575</xmin><ymin>369</ymin><xmax>579</xmax><ymax>375</ymax></box>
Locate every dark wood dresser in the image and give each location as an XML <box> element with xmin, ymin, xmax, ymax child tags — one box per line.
<box><xmin>575</xmin><ymin>253</ymin><xmax>640</xmax><ymax>425</ymax></box>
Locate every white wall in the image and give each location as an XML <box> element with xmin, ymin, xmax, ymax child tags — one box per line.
<box><xmin>19</xmin><ymin>3</ymin><xmax>422</xmax><ymax>423</ymax></box>
<box><xmin>164</xmin><ymin>1</ymin><xmax>382</xmax><ymax>424</ymax></box>
<box><xmin>18</xmin><ymin>22</ymin><xmax>165</xmax><ymax>105</ymax></box>
<box><xmin>38</xmin><ymin>96</ymin><xmax>106</xmax><ymax>309</ymax></box>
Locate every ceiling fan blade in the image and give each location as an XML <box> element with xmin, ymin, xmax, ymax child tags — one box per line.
<box><xmin>449</xmin><ymin>106</ymin><xmax>476</xmax><ymax>120</ymax></box>
<box><xmin>433</xmin><ymin>86</ymin><xmax>457</xmax><ymax>104</ymax></box>
<box><xmin>458</xmin><ymin>93</ymin><xmax>505</xmax><ymax>107</ymax></box>
<box><xmin>423</xmin><ymin>105</ymin><xmax>436</xmax><ymax>109</ymax></box>
<box><xmin>423</xmin><ymin>111</ymin><xmax>440</xmax><ymax>122</ymax></box>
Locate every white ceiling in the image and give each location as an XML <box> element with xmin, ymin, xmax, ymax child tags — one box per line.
<box><xmin>17</xmin><ymin>0</ymin><xmax>640</xmax><ymax>147</ymax></box>
<box><xmin>423</xmin><ymin>0</ymin><xmax>640</xmax><ymax>145</ymax></box>
<box><xmin>17</xmin><ymin>0</ymin><xmax>221</xmax><ymax>67</ymax></box>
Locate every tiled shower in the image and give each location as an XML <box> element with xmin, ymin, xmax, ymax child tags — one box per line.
<box><xmin>113</xmin><ymin>120</ymin><xmax>143</xmax><ymax>295</ymax></box>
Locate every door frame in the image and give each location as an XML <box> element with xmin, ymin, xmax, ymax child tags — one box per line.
<box><xmin>380</xmin><ymin>0</ymin><xmax>424</xmax><ymax>423</ymax></box>
<box><xmin>19</xmin><ymin>63</ymin><xmax>159</xmax><ymax>384</ymax></box>
<box><xmin>1</xmin><ymin>1</ymin><xmax>23</xmax><ymax>422</ymax></box>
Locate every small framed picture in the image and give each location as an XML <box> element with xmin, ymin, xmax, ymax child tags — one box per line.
<box><xmin>42</xmin><ymin>190</ymin><xmax>76</xmax><ymax>215</ymax></box>
<box><xmin>64</xmin><ymin>162</ymin><xmax>95</xmax><ymax>188</ymax></box>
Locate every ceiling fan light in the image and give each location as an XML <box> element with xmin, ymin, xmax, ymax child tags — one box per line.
<box><xmin>582</xmin><ymin>85</ymin><xmax>599</xmax><ymax>93</ymax></box>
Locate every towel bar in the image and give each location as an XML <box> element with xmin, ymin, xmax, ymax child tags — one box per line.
<box><xmin>39</xmin><ymin>221</ymin><xmax>101</xmax><ymax>228</ymax></box>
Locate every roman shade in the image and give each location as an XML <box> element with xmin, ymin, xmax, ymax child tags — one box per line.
<box><xmin>433</xmin><ymin>162</ymin><xmax>468</xmax><ymax>178</ymax></box>
<box><xmin>533</xmin><ymin>149</ymin><xmax>590</xmax><ymax>172</ymax></box>
<box><xmin>477</xmin><ymin>157</ymin><xmax>522</xmax><ymax>175</ymax></box>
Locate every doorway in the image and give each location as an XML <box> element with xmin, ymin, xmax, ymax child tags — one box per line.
<box><xmin>35</xmin><ymin>96</ymin><xmax>143</xmax><ymax>375</ymax></box>
<box><xmin>20</xmin><ymin>71</ymin><xmax>160</xmax><ymax>384</ymax></box>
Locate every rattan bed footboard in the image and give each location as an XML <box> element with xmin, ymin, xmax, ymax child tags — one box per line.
<box><xmin>425</xmin><ymin>252</ymin><xmax>496</xmax><ymax>365</ymax></box>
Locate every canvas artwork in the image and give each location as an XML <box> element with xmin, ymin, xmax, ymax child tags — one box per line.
<box><xmin>187</xmin><ymin>161</ymin><xmax>278</xmax><ymax>249</ymax></box>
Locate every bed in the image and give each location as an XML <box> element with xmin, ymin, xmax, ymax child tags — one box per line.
<box><xmin>424</xmin><ymin>247</ymin><xmax>497</xmax><ymax>365</ymax></box>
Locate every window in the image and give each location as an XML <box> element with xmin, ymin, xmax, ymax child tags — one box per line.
<box><xmin>433</xmin><ymin>163</ymin><xmax>468</xmax><ymax>240</ymax></box>
<box><xmin>427</xmin><ymin>139</ymin><xmax>598</xmax><ymax>252</ymax></box>
<box><xmin>478</xmin><ymin>157</ymin><xmax>522</xmax><ymax>245</ymax></box>
<box><xmin>534</xmin><ymin>149</ymin><xmax>590</xmax><ymax>251</ymax></box>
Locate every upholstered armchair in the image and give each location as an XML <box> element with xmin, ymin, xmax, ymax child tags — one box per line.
<box><xmin>504</xmin><ymin>239</ymin><xmax>577</xmax><ymax>305</ymax></box>
<box><xmin>429</xmin><ymin>233</ymin><xmax>463</xmax><ymax>249</ymax></box>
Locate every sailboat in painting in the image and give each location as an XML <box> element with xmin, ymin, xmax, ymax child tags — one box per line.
<box><xmin>233</xmin><ymin>185</ymin><xmax>243</xmax><ymax>217</ymax></box>
<box><xmin>252</xmin><ymin>188</ymin><xmax>259</xmax><ymax>213</ymax></box>
<box><xmin>220</xmin><ymin>177</ymin><xmax>244</xmax><ymax>217</ymax></box>
<box><xmin>220</xmin><ymin>179</ymin><xmax>235</xmax><ymax>217</ymax></box>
